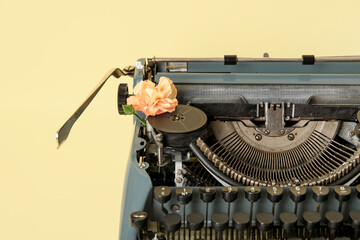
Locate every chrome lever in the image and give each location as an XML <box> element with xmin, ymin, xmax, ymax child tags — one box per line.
<box><xmin>56</xmin><ymin>67</ymin><xmax>134</xmax><ymax>148</ymax></box>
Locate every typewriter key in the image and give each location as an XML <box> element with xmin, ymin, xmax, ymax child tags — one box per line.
<box><xmin>280</xmin><ymin>212</ymin><xmax>297</xmax><ymax>239</ymax></box>
<box><xmin>334</xmin><ymin>186</ymin><xmax>351</xmax><ymax>212</ymax></box>
<box><xmin>164</xmin><ymin>214</ymin><xmax>181</xmax><ymax>240</ymax></box>
<box><xmin>356</xmin><ymin>184</ymin><xmax>360</xmax><ymax>199</ymax></box>
<box><xmin>130</xmin><ymin>211</ymin><xmax>148</xmax><ymax>240</ymax></box>
<box><xmin>222</xmin><ymin>186</ymin><xmax>238</xmax><ymax>239</ymax></box>
<box><xmin>303</xmin><ymin>211</ymin><xmax>321</xmax><ymax>239</ymax></box>
<box><xmin>266</xmin><ymin>186</ymin><xmax>283</xmax><ymax>216</ymax></box>
<box><xmin>290</xmin><ymin>186</ymin><xmax>306</xmax><ymax>215</ymax></box>
<box><xmin>211</xmin><ymin>213</ymin><xmax>229</xmax><ymax>240</ymax></box>
<box><xmin>256</xmin><ymin>212</ymin><xmax>274</xmax><ymax>240</ymax></box>
<box><xmin>325</xmin><ymin>211</ymin><xmax>343</xmax><ymax>240</ymax></box>
<box><xmin>350</xmin><ymin>210</ymin><xmax>360</xmax><ymax>239</ymax></box>
<box><xmin>187</xmin><ymin>213</ymin><xmax>204</xmax><ymax>240</ymax></box>
<box><xmin>312</xmin><ymin>186</ymin><xmax>329</xmax><ymax>212</ymax></box>
<box><xmin>154</xmin><ymin>186</ymin><xmax>172</xmax><ymax>215</ymax></box>
<box><xmin>245</xmin><ymin>186</ymin><xmax>261</xmax><ymax>223</ymax></box>
<box><xmin>233</xmin><ymin>212</ymin><xmax>250</xmax><ymax>240</ymax></box>
<box><xmin>200</xmin><ymin>186</ymin><xmax>216</xmax><ymax>240</ymax></box>
<box><xmin>176</xmin><ymin>187</ymin><xmax>193</xmax><ymax>240</ymax></box>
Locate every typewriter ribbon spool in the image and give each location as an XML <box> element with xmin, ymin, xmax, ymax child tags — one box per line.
<box><xmin>147</xmin><ymin>105</ymin><xmax>208</xmax><ymax>148</ymax></box>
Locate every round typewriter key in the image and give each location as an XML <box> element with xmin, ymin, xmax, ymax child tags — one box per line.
<box><xmin>334</xmin><ymin>185</ymin><xmax>351</xmax><ymax>202</ymax></box>
<box><xmin>280</xmin><ymin>212</ymin><xmax>297</xmax><ymax>232</ymax></box>
<box><xmin>350</xmin><ymin>210</ymin><xmax>360</xmax><ymax>229</ymax></box>
<box><xmin>325</xmin><ymin>211</ymin><xmax>343</xmax><ymax>230</ymax></box>
<box><xmin>334</xmin><ymin>185</ymin><xmax>351</xmax><ymax>212</ymax></box>
<box><xmin>303</xmin><ymin>211</ymin><xmax>321</xmax><ymax>231</ymax></box>
<box><xmin>211</xmin><ymin>212</ymin><xmax>229</xmax><ymax>231</ymax></box>
<box><xmin>245</xmin><ymin>186</ymin><xmax>261</xmax><ymax>202</ymax></box>
<box><xmin>187</xmin><ymin>213</ymin><xmax>204</xmax><ymax>231</ymax></box>
<box><xmin>233</xmin><ymin>212</ymin><xmax>250</xmax><ymax>240</ymax></box>
<box><xmin>290</xmin><ymin>185</ymin><xmax>307</xmax><ymax>215</ymax></box>
<box><xmin>312</xmin><ymin>186</ymin><xmax>329</xmax><ymax>202</ymax></box>
<box><xmin>356</xmin><ymin>184</ymin><xmax>360</xmax><ymax>198</ymax></box>
<box><xmin>176</xmin><ymin>187</ymin><xmax>193</xmax><ymax>205</ymax></box>
<box><xmin>176</xmin><ymin>187</ymin><xmax>193</xmax><ymax>240</ymax></box>
<box><xmin>187</xmin><ymin>213</ymin><xmax>204</xmax><ymax>240</ymax></box>
<box><xmin>312</xmin><ymin>186</ymin><xmax>329</xmax><ymax>212</ymax></box>
<box><xmin>200</xmin><ymin>186</ymin><xmax>216</xmax><ymax>240</ymax></box>
<box><xmin>154</xmin><ymin>186</ymin><xmax>172</xmax><ymax>204</ymax></box>
<box><xmin>222</xmin><ymin>186</ymin><xmax>238</xmax><ymax>202</ymax></box>
<box><xmin>130</xmin><ymin>211</ymin><xmax>148</xmax><ymax>240</ymax></box>
<box><xmin>266</xmin><ymin>186</ymin><xmax>283</xmax><ymax>203</ymax></box>
<box><xmin>130</xmin><ymin>211</ymin><xmax>148</xmax><ymax>230</ymax></box>
<box><xmin>200</xmin><ymin>186</ymin><xmax>216</xmax><ymax>203</ymax></box>
<box><xmin>326</xmin><ymin>211</ymin><xmax>343</xmax><ymax>240</ymax></box>
<box><xmin>350</xmin><ymin>210</ymin><xmax>360</xmax><ymax>239</ymax></box>
<box><xmin>256</xmin><ymin>212</ymin><xmax>274</xmax><ymax>232</ymax></box>
<box><xmin>290</xmin><ymin>186</ymin><xmax>307</xmax><ymax>203</ymax></box>
<box><xmin>245</xmin><ymin>186</ymin><xmax>261</xmax><ymax>224</ymax></box>
<box><xmin>233</xmin><ymin>212</ymin><xmax>250</xmax><ymax>231</ymax></box>
<box><xmin>267</xmin><ymin>186</ymin><xmax>283</xmax><ymax>216</ymax></box>
<box><xmin>164</xmin><ymin>213</ymin><xmax>181</xmax><ymax>232</ymax></box>
<box><xmin>222</xmin><ymin>186</ymin><xmax>238</xmax><ymax>239</ymax></box>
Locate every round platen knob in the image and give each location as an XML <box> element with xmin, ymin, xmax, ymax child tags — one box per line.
<box><xmin>266</xmin><ymin>186</ymin><xmax>283</xmax><ymax>203</ymax></box>
<box><xmin>130</xmin><ymin>211</ymin><xmax>148</xmax><ymax>230</ymax></box>
<box><xmin>211</xmin><ymin>213</ymin><xmax>229</xmax><ymax>232</ymax></box>
<box><xmin>154</xmin><ymin>186</ymin><xmax>172</xmax><ymax>204</ymax></box>
<box><xmin>325</xmin><ymin>211</ymin><xmax>343</xmax><ymax>229</ymax></box>
<box><xmin>280</xmin><ymin>212</ymin><xmax>297</xmax><ymax>232</ymax></box>
<box><xmin>290</xmin><ymin>186</ymin><xmax>307</xmax><ymax>203</ymax></box>
<box><xmin>256</xmin><ymin>212</ymin><xmax>274</xmax><ymax>232</ymax></box>
<box><xmin>187</xmin><ymin>213</ymin><xmax>204</xmax><ymax>231</ymax></box>
<box><xmin>312</xmin><ymin>186</ymin><xmax>329</xmax><ymax>203</ymax></box>
<box><xmin>303</xmin><ymin>211</ymin><xmax>321</xmax><ymax>231</ymax></box>
<box><xmin>233</xmin><ymin>212</ymin><xmax>250</xmax><ymax>231</ymax></box>
<box><xmin>164</xmin><ymin>214</ymin><xmax>182</xmax><ymax>232</ymax></box>
<box><xmin>350</xmin><ymin>210</ymin><xmax>360</xmax><ymax>229</ymax></box>
<box><xmin>200</xmin><ymin>186</ymin><xmax>216</xmax><ymax>203</ymax></box>
<box><xmin>334</xmin><ymin>186</ymin><xmax>351</xmax><ymax>202</ymax></box>
<box><xmin>245</xmin><ymin>186</ymin><xmax>261</xmax><ymax>202</ymax></box>
<box><xmin>222</xmin><ymin>186</ymin><xmax>238</xmax><ymax>202</ymax></box>
<box><xmin>117</xmin><ymin>83</ymin><xmax>129</xmax><ymax>115</ymax></box>
<box><xmin>176</xmin><ymin>187</ymin><xmax>193</xmax><ymax>205</ymax></box>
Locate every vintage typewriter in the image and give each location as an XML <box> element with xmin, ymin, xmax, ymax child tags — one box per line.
<box><xmin>57</xmin><ymin>55</ymin><xmax>360</xmax><ymax>239</ymax></box>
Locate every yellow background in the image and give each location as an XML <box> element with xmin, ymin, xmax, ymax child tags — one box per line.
<box><xmin>1</xmin><ymin>1</ymin><xmax>360</xmax><ymax>239</ymax></box>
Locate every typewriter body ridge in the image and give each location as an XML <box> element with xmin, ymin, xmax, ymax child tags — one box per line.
<box><xmin>57</xmin><ymin>55</ymin><xmax>360</xmax><ymax>239</ymax></box>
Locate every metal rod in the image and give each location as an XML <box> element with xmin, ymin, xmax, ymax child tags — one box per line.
<box><xmin>294</xmin><ymin>202</ymin><xmax>298</xmax><ymax>214</ymax></box>
<box><xmin>183</xmin><ymin>205</ymin><xmax>186</xmax><ymax>240</ymax></box>
<box><xmin>227</xmin><ymin>202</ymin><xmax>230</xmax><ymax>240</ymax></box>
<box><xmin>338</xmin><ymin>201</ymin><xmax>343</xmax><ymax>212</ymax></box>
<box><xmin>205</xmin><ymin>202</ymin><xmax>208</xmax><ymax>240</ymax></box>
<box><xmin>148</xmin><ymin>56</ymin><xmax>360</xmax><ymax>63</ymax></box>
<box><xmin>354</xmin><ymin>229</ymin><xmax>359</xmax><ymax>240</ymax></box>
<box><xmin>316</xmin><ymin>202</ymin><xmax>321</xmax><ymax>213</ymax></box>
<box><xmin>272</xmin><ymin>202</ymin><xmax>276</xmax><ymax>216</ymax></box>
<box><xmin>137</xmin><ymin>230</ymin><xmax>141</xmax><ymax>240</ymax></box>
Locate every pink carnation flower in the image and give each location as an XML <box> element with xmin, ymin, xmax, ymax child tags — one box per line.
<box><xmin>126</xmin><ymin>77</ymin><xmax>178</xmax><ymax>116</ymax></box>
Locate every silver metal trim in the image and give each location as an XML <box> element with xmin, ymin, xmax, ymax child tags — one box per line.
<box><xmin>56</xmin><ymin>67</ymin><xmax>132</xmax><ymax>148</ymax></box>
<box><xmin>149</xmin><ymin>56</ymin><xmax>360</xmax><ymax>62</ymax></box>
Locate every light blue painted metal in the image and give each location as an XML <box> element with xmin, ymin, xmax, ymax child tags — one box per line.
<box><xmin>155</xmin><ymin>73</ymin><xmax>360</xmax><ymax>85</ymax></box>
<box><xmin>119</xmin><ymin>58</ymin><xmax>360</xmax><ymax>239</ymax></box>
<box><xmin>119</xmin><ymin>58</ymin><xmax>151</xmax><ymax>240</ymax></box>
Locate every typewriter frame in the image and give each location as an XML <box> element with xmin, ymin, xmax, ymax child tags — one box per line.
<box><xmin>119</xmin><ymin>56</ymin><xmax>360</xmax><ymax>239</ymax></box>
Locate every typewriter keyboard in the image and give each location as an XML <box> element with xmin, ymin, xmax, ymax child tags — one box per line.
<box><xmin>130</xmin><ymin>185</ymin><xmax>360</xmax><ymax>240</ymax></box>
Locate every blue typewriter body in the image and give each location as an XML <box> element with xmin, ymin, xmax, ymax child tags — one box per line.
<box><xmin>57</xmin><ymin>56</ymin><xmax>360</xmax><ymax>240</ymax></box>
